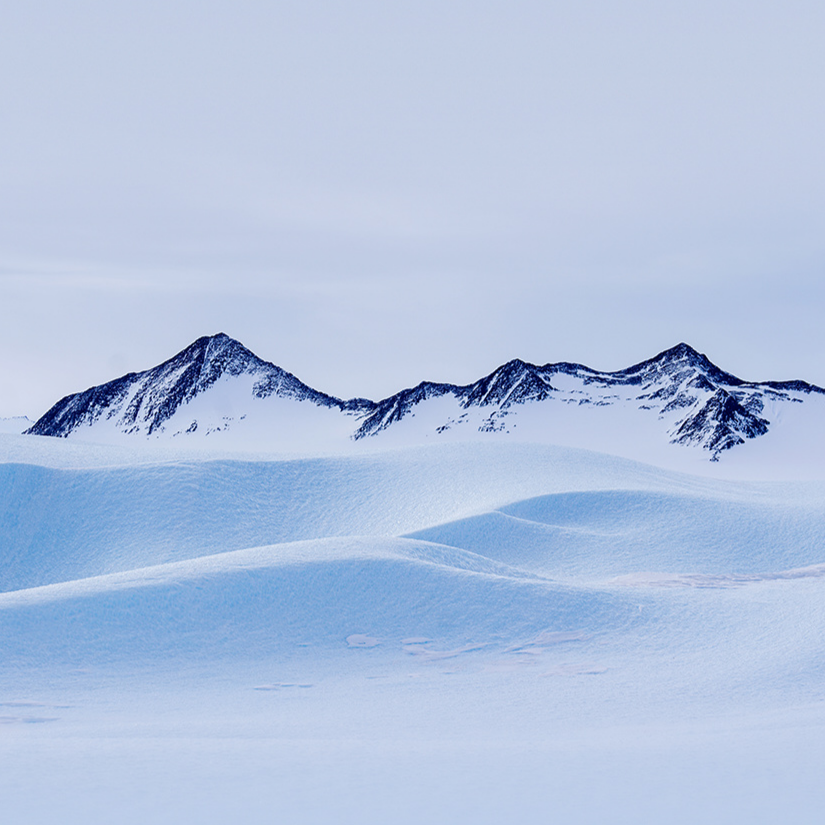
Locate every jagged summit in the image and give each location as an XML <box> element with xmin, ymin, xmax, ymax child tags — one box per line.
<box><xmin>25</xmin><ymin>337</ymin><xmax>825</xmax><ymax>462</ymax></box>
<box><xmin>26</xmin><ymin>332</ymin><xmax>357</xmax><ymax>440</ymax></box>
<box><xmin>350</xmin><ymin>343</ymin><xmax>824</xmax><ymax>458</ymax></box>
<box><xmin>620</xmin><ymin>342</ymin><xmax>743</xmax><ymax>386</ymax></box>
<box><xmin>179</xmin><ymin>333</ymin><xmax>263</xmax><ymax>371</ymax></box>
<box><xmin>651</xmin><ymin>342</ymin><xmax>704</xmax><ymax>362</ymax></box>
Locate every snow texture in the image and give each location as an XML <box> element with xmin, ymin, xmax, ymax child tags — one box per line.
<box><xmin>3</xmin><ymin>346</ymin><xmax>825</xmax><ymax>824</ymax></box>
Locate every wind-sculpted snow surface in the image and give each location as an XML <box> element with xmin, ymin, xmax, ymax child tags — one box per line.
<box><xmin>5</xmin><ymin>439</ymin><xmax>825</xmax><ymax>594</ymax></box>
<box><xmin>0</xmin><ymin>441</ymin><xmax>697</xmax><ymax>592</ymax></box>
<box><xmin>407</xmin><ymin>488</ymin><xmax>825</xmax><ymax>580</ymax></box>
<box><xmin>2</xmin><ymin>436</ymin><xmax>825</xmax><ymax>824</ymax></box>
<box><xmin>0</xmin><ymin>537</ymin><xmax>642</xmax><ymax>667</ymax></box>
<box><xmin>24</xmin><ymin>335</ymin><xmax>825</xmax><ymax>465</ymax></box>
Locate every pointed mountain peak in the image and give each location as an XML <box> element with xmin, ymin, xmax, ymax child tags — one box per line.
<box><xmin>162</xmin><ymin>333</ymin><xmax>269</xmax><ymax>381</ymax></box>
<box><xmin>180</xmin><ymin>332</ymin><xmax>251</xmax><ymax>359</ymax></box>
<box><xmin>624</xmin><ymin>343</ymin><xmax>743</xmax><ymax>386</ymax></box>
<box><xmin>26</xmin><ymin>333</ymin><xmax>343</xmax><ymax>439</ymax></box>
<box><xmin>659</xmin><ymin>342</ymin><xmax>702</xmax><ymax>360</ymax></box>
<box><xmin>203</xmin><ymin>332</ymin><xmax>248</xmax><ymax>351</ymax></box>
<box><xmin>647</xmin><ymin>343</ymin><xmax>715</xmax><ymax>368</ymax></box>
<box><xmin>495</xmin><ymin>358</ymin><xmax>535</xmax><ymax>375</ymax></box>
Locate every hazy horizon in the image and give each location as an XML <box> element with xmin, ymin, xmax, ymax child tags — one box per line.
<box><xmin>3</xmin><ymin>1</ymin><xmax>825</xmax><ymax>418</ymax></box>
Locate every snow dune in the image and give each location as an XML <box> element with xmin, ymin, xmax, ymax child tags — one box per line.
<box><xmin>0</xmin><ymin>536</ymin><xmax>640</xmax><ymax>668</ymax></box>
<box><xmin>2</xmin><ymin>434</ymin><xmax>825</xmax><ymax>824</ymax></box>
<box><xmin>408</xmin><ymin>488</ymin><xmax>825</xmax><ymax>580</ymax></box>
<box><xmin>0</xmin><ymin>438</ymin><xmax>720</xmax><ymax>591</ymax></box>
<box><xmin>3</xmin><ymin>438</ymin><xmax>823</xmax><ymax>593</ymax></box>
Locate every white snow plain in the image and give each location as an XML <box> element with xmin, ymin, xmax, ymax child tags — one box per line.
<box><xmin>2</xmin><ymin>432</ymin><xmax>825</xmax><ymax>824</ymax></box>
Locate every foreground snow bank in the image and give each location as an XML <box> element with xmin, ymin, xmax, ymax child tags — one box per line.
<box><xmin>1</xmin><ymin>437</ymin><xmax>824</xmax><ymax>824</ymax></box>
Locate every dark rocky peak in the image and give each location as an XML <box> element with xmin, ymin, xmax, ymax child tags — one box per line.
<box><xmin>462</xmin><ymin>359</ymin><xmax>556</xmax><ymax>408</ymax></box>
<box><xmin>659</xmin><ymin>342</ymin><xmax>703</xmax><ymax>361</ymax></box>
<box><xmin>463</xmin><ymin>359</ymin><xmax>541</xmax><ymax>406</ymax></box>
<box><xmin>352</xmin><ymin>381</ymin><xmax>455</xmax><ymax>438</ymax></box>
<box><xmin>26</xmin><ymin>333</ymin><xmax>344</xmax><ymax>438</ymax></box>
<box><xmin>160</xmin><ymin>333</ymin><xmax>268</xmax><ymax>382</ymax></box>
<box><xmin>619</xmin><ymin>343</ymin><xmax>744</xmax><ymax>387</ymax></box>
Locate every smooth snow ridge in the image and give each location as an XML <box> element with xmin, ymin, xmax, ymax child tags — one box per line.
<box><xmin>0</xmin><ymin>536</ymin><xmax>640</xmax><ymax>667</ymax></box>
<box><xmin>6</xmin><ymin>440</ymin><xmax>819</xmax><ymax>594</ymax></box>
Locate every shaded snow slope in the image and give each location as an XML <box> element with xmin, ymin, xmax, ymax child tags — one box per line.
<box><xmin>23</xmin><ymin>335</ymin><xmax>825</xmax><ymax>466</ymax></box>
<box><xmin>0</xmin><ymin>441</ymin><xmax>691</xmax><ymax>592</ymax></box>
<box><xmin>407</xmin><ymin>488</ymin><xmax>825</xmax><ymax>581</ymax></box>
<box><xmin>3</xmin><ymin>437</ymin><xmax>825</xmax><ymax>824</ymax></box>
<box><xmin>5</xmin><ymin>440</ymin><xmax>822</xmax><ymax>593</ymax></box>
<box><xmin>0</xmin><ymin>536</ymin><xmax>640</xmax><ymax>667</ymax></box>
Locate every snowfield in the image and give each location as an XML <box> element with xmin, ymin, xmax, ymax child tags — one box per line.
<box><xmin>2</xmin><ymin>425</ymin><xmax>825</xmax><ymax>824</ymax></box>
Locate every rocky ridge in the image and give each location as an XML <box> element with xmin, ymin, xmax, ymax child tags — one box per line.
<box><xmin>25</xmin><ymin>336</ymin><xmax>824</xmax><ymax>460</ymax></box>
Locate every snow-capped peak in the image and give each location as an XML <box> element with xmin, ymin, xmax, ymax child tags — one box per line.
<box><xmin>23</xmin><ymin>337</ymin><xmax>825</xmax><ymax>463</ymax></box>
<box><xmin>26</xmin><ymin>332</ymin><xmax>347</xmax><ymax>440</ymax></box>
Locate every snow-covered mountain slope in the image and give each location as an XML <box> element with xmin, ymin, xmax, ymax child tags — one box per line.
<box><xmin>26</xmin><ymin>333</ymin><xmax>373</xmax><ymax>449</ymax></box>
<box><xmin>353</xmin><ymin>342</ymin><xmax>825</xmax><ymax>464</ymax></box>
<box><xmin>24</xmin><ymin>335</ymin><xmax>825</xmax><ymax>466</ymax></box>
<box><xmin>22</xmin><ymin>334</ymin><xmax>825</xmax><ymax>464</ymax></box>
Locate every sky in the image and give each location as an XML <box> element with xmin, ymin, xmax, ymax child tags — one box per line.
<box><xmin>2</xmin><ymin>0</ymin><xmax>825</xmax><ymax>418</ymax></box>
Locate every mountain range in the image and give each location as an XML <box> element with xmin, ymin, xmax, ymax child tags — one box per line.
<box><xmin>24</xmin><ymin>333</ymin><xmax>825</xmax><ymax>461</ymax></box>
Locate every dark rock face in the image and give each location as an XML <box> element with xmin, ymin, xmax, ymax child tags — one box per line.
<box><xmin>671</xmin><ymin>390</ymin><xmax>770</xmax><ymax>456</ymax></box>
<box><xmin>352</xmin><ymin>342</ymin><xmax>822</xmax><ymax>458</ymax></box>
<box><xmin>27</xmin><ymin>334</ymin><xmax>361</xmax><ymax>438</ymax></box>
<box><xmin>26</xmin><ymin>336</ymin><xmax>824</xmax><ymax>460</ymax></box>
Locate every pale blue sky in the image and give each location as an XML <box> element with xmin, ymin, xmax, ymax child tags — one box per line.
<box><xmin>2</xmin><ymin>1</ymin><xmax>825</xmax><ymax>417</ymax></box>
